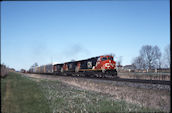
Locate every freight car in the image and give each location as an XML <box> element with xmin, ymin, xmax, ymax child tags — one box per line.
<box><xmin>29</xmin><ymin>55</ymin><xmax>118</xmax><ymax>78</ymax></box>
<box><xmin>29</xmin><ymin>64</ymin><xmax>53</xmax><ymax>74</ymax></box>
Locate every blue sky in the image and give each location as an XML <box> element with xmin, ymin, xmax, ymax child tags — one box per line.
<box><xmin>1</xmin><ymin>1</ymin><xmax>170</xmax><ymax>71</ymax></box>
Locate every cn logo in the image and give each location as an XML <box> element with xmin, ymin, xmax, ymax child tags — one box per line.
<box><xmin>105</xmin><ymin>63</ymin><xmax>110</xmax><ymax>68</ymax></box>
<box><xmin>87</xmin><ymin>61</ymin><xmax>92</xmax><ymax>68</ymax></box>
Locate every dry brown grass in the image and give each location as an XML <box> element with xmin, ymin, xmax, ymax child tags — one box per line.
<box><xmin>39</xmin><ymin>78</ymin><xmax>162</xmax><ymax>112</ymax></box>
<box><xmin>118</xmin><ymin>72</ymin><xmax>170</xmax><ymax>81</ymax></box>
<box><xmin>56</xmin><ymin>77</ymin><xmax>170</xmax><ymax>112</ymax></box>
<box><xmin>24</xmin><ymin>73</ymin><xmax>170</xmax><ymax>112</ymax></box>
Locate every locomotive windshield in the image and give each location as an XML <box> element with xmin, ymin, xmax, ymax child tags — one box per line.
<box><xmin>101</xmin><ymin>57</ymin><xmax>107</xmax><ymax>61</ymax></box>
<box><xmin>108</xmin><ymin>57</ymin><xmax>113</xmax><ymax>60</ymax></box>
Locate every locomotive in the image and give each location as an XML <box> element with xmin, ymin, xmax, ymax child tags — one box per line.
<box><xmin>29</xmin><ymin>55</ymin><xmax>117</xmax><ymax>78</ymax></box>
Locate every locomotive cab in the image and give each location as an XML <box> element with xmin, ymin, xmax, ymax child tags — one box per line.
<box><xmin>95</xmin><ymin>55</ymin><xmax>117</xmax><ymax>74</ymax></box>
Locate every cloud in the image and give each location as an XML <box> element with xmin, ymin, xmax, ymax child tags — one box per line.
<box><xmin>62</xmin><ymin>43</ymin><xmax>90</xmax><ymax>57</ymax></box>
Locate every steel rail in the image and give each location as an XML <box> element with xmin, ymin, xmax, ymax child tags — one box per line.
<box><xmin>35</xmin><ymin>73</ymin><xmax>170</xmax><ymax>85</ymax></box>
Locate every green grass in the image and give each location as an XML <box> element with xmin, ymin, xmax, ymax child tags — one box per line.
<box><xmin>39</xmin><ymin>79</ymin><xmax>162</xmax><ymax>113</ymax></box>
<box><xmin>1</xmin><ymin>72</ymin><xmax>162</xmax><ymax>113</ymax></box>
<box><xmin>1</xmin><ymin>72</ymin><xmax>51</xmax><ymax>113</ymax></box>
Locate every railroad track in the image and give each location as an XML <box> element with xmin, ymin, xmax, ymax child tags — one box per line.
<box><xmin>114</xmin><ymin>78</ymin><xmax>170</xmax><ymax>85</ymax></box>
<box><xmin>37</xmin><ymin>73</ymin><xmax>170</xmax><ymax>86</ymax></box>
<box><xmin>74</xmin><ymin>76</ymin><xmax>170</xmax><ymax>85</ymax></box>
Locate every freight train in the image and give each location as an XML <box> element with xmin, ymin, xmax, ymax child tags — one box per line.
<box><xmin>29</xmin><ymin>55</ymin><xmax>117</xmax><ymax>78</ymax></box>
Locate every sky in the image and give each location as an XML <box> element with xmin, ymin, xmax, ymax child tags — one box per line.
<box><xmin>1</xmin><ymin>0</ymin><xmax>170</xmax><ymax>71</ymax></box>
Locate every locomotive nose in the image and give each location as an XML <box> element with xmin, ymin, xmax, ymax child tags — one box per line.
<box><xmin>109</xmin><ymin>60</ymin><xmax>115</xmax><ymax>68</ymax></box>
<box><xmin>104</xmin><ymin>63</ymin><xmax>110</xmax><ymax>68</ymax></box>
<box><xmin>104</xmin><ymin>60</ymin><xmax>115</xmax><ymax>69</ymax></box>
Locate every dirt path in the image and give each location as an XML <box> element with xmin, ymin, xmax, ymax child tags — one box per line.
<box><xmin>2</xmin><ymin>80</ymin><xmax>11</xmax><ymax>112</ymax></box>
<box><xmin>23</xmin><ymin>73</ymin><xmax>170</xmax><ymax>112</ymax></box>
<box><xmin>4</xmin><ymin>80</ymin><xmax>10</xmax><ymax>101</ymax></box>
<box><xmin>1</xmin><ymin>79</ymin><xmax>18</xmax><ymax>113</ymax></box>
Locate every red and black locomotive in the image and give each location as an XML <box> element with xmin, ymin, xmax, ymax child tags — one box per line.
<box><xmin>29</xmin><ymin>55</ymin><xmax>117</xmax><ymax>78</ymax></box>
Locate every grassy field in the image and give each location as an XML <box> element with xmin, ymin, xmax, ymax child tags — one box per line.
<box><xmin>39</xmin><ymin>80</ymin><xmax>162</xmax><ymax>112</ymax></box>
<box><xmin>1</xmin><ymin>72</ymin><xmax>50</xmax><ymax>113</ymax></box>
<box><xmin>1</xmin><ymin>72</ymin><xmax>162</xmax><ymax>113</ymax></box>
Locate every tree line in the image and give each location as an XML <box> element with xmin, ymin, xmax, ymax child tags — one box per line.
<box><xmin>132</xmin><ymin>44</ymin><xmax>170</xmax><ymax>70</ymax></box>
<box><xmin>1</xmin><ymin>64</ymin><xmax>9</xmax><ymax>77</ymax></box>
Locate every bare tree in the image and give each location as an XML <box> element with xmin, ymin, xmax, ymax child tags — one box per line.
<box><xmin>132</xmin><ymin>56</ymin><xmax>146</xmax><ymax>69</ymax></box>
<box><xmin>140</xmin><ymin>45</ymin><xmax>152</xmax><ymax>69</ymax></box>
<box><xmin>153</xmin><ymin>45</ymin><xmax>162</xmax><ymax>68</ymax></box>
<box><xmin>138</xmin><ymin>45</ymin><xmax>162</xmax><ymax>69</ymax></box>
<box><xmin>163</xmin><ymin>44</ymin><xmax>170</xmax><ymax>68</ymax></box>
